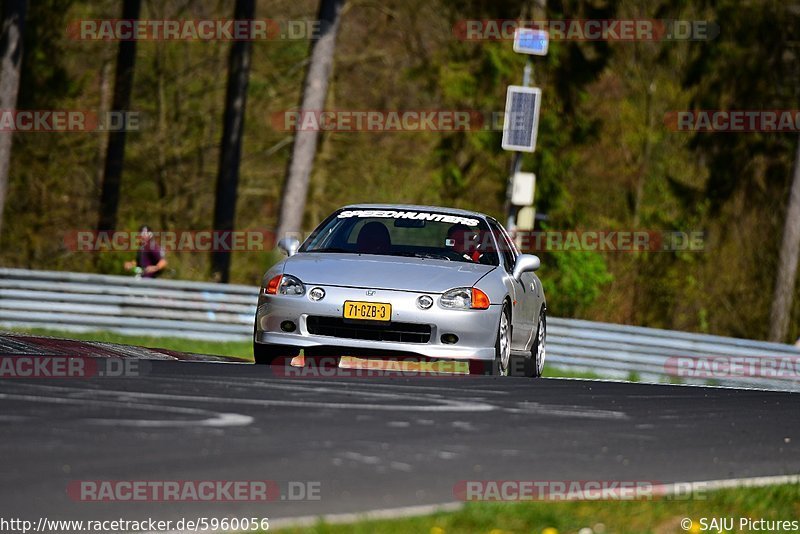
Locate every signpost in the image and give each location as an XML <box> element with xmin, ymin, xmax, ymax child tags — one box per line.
<box><xmin>502</xmin><ymin>27</ymin><xmax>548</xmax><ymax>231</ymax></box>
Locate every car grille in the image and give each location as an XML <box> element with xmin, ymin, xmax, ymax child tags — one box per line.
<box><xmin>306</xmin><ymin>316</ymin><xmax>432</xmax><ymax>344</ymax></box>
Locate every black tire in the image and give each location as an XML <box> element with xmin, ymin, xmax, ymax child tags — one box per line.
<box><xmin>530</xmin><ymin>307</ymin><xmax>546</xmax><ymax>378</ymax></box>
<box><xmin>466</xmin><ymin>303</ymin><xmax>511</xmax><ymax>376</ymax></box>
<box><xmin>496</xmin><ymin>303</ymin><xmax>513</xmax><ymax>376</ymax></box>
<box><xmin>253</xmin><ymin>342</ymin><xmax>300</xmax><ymax>365</ymax></box>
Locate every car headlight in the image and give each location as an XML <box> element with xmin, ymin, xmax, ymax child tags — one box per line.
<box><xmin>440</xmin><ymin>287</ymin><xmax>490</xmax><ymax>310</ymax></box>
<box><xmin>264</xmin><ymin>274</ymin><xmax>306</xmax><ymax>296</ymax></box>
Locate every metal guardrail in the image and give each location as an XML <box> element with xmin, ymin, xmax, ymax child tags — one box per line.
<box><xmin>1</xmin><ymin>268</ymin><xmax>799</xmax><ymax>391</ymax></box>
<box><xmin>0</xmin><ymin>268</ymin><xmax>256</xmax><ymax>342</ymax></box>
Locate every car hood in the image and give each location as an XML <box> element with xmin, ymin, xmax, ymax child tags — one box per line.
<box><xmin>282</xmin><ymin>253</ymin><xmax>495</xmax><ymax>293</ymax></box>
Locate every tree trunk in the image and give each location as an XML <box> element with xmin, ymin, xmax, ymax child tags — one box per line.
<box><xmin>769</xmin><ymin>135</ymin><xmax>800</xmax><ymax>342</ymax></box>
<box><xmin>210</xmin><ymin>0</ymin><xmax>255</xmax><ymax>283</ymax></box>
<box><xmin>94</xmin><ymin>60</ymin><xmax>112</xmax><ymax>200</ymax></box>
<box><xmin>97</xmin><ymin>0</ymin><xmax>140</xmax><ymax>234</ymax></box>
<box><xmin>0</xmin><ymin>0</ymin><xmax>27</xmax><ymax>240</ymax></box>
<box><xmin>275</xmin><ymin>0</ymin><xmax>346</xmax><ymax>242</ymax></box>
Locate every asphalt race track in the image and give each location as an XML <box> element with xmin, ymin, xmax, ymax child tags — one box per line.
<box><xmin>1</xmin><ymin>333</ymin><xmax>799</xmax><ymax>528</ymax></box>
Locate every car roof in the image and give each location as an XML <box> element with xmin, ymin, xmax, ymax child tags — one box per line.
<box><xmin>341</xmin><ymin>203</ymin><xmax>492</xmax><ymax>221</ymax></box>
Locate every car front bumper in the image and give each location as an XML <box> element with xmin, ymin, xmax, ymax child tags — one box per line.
<box><xmin>254</xmin><ymin>285</ymin><xmax>501</xmax><ymax>361</ymax></box>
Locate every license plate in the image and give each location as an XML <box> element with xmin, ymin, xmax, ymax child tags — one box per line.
<box><xmin>343</xmin><ymin>301</ymin><xmax>391</xmax><ymax>322</ymax></box>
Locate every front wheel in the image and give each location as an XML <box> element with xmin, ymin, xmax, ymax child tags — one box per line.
<box><xmin>495</xmin><ymin>303</ymin><xmax>512</xmax><ymax>376</ymax></box>
<box><xmin>469</xmin><ymin>304</ymin><xmax>511</xmax><ymax>376</ymax></box>
<box><xmin>468</xmin><ymin>304</ymin><xmax>511</xmax><ymax>376</ymax></box>
<box><xmin>253</xmin><ymin>342</ymin><xmax>300</xmax><ymax>365</ymax></box>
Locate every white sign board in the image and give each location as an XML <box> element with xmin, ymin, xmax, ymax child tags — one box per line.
<box><xmin>502</xmin><ymin>86</ymin><xmax>542</xmax><ymax>153</ymax></box>
<box><xmin>516</xmin><ymin>206</ymin><xmax>536</xmax><ymax>232</ymax></box>
<box><xmin>513</xmin><ymin>28</ymin><xmax>549</xmax><ymax>56</ymax></box>
<box><xmin>511</xmin><ymin>172</ymin><xmax>535</xmax><ymax>206</ymax></box>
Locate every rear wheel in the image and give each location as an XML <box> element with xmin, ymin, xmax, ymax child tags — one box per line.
<box><xmin>253</xmin><ymin>342</ymin><xmax>300</xmax><ymax>365</ymax></box>
<box><xmin>531</xmin><ymin>307</ymin><xmax>546</xmax><ymax>378</ymax></box>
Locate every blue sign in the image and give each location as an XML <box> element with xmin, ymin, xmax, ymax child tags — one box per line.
<box><xmin>513</xmin><ymin>28</ymin><xmax>549</xmax><ymax>56</ymax></box>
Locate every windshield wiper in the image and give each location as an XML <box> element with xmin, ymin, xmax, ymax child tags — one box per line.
<box><xmin>395</xmin><ymin>251</ymin><xmax>451</xmax><ymax>261</ymax></box>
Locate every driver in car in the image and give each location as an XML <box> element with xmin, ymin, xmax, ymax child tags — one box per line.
<box><xmin>446</xmin><ymin>223</ymin><xmax>482</xmax><ymax>262</ymax></box>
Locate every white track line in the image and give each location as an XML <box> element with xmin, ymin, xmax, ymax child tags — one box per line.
<box><xmin>266</xmin><ymin>501</ymin><xmax>464</xmax><ymax>530</ymax></box>
<box><xmin>650</xmin><ymin>474</ymin><xmax>800</xmax><ymax>495</ymax></box>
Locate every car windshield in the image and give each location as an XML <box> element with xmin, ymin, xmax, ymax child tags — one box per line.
<box><xmin>299</xmin><ymin>208</ymin><xmax>500</xmax><ymax>266</ymax></box>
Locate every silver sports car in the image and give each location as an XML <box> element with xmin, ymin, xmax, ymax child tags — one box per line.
<box><xmin>254</xmin><ymin>204</ymin><xmax>546</xmax><ymax>376</ymax></box>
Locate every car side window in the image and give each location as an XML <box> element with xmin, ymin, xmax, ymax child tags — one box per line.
<box><xmin>489</xmin><ymin>220</ymin><xmax>517</xmax><ymax>273</ymax></box>
<box><xmin>501</xmin><ymin>226</ymin><xmax>520</xmax><ymax>258</ymax></box>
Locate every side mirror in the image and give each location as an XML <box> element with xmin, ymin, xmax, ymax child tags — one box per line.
<box><xmin>277</xmin><ymin>237</ymin><xmax>300</xmax><ymax>257</ymax></box>
<box><xmin>512</xmin><ymin>254</ymin><xmax>540</xmax><ymax>280</ymax></box>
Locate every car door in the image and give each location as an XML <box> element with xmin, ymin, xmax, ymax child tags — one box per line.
<box><xmin>489</xmin><ymin>220</ymin><xmax>535</xmax><ymax>349</ymax></box>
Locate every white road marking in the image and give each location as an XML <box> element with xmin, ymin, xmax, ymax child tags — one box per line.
<box><xmin>198</xmin><ymin>376</ymin><xmax>510</xmax><ymax>395</ymax></box>
<box><xmin>337</xmin><ymin>452</ymin><xmax>414</xmax><ymax>473</ymax></box>
<box><xmin>7</xmin><ymin>379</ymin><xmax>628</xmax><ymax>419</ymax></box>
<box><xmin>389</xmin><ymin>461</ymin><xmax>413</xmax><ymax>472</ymax></box>
<box><xmin>0</xmin><ymin>391</ymin><xmax>253</xmax><ymax>428</ymax></box>
<box><xmin>341</xmin><ymin>452</ymin><xmax>381</xmax><ymax>465</ymax></box>
<box><xmin>129</xmin><ymin>377</ymin><xmax>630</xmax><ymax>419</ymax></box>
<box><xmin>88</xmin><ymin>412</ymin><xmax>253</xmax><ymax>428</ymax></box>
<box><xmin>0</xmin><ymin>414</ymin><xmax>29</xmax><ymax>422</ymax></box>
<box><xmin>266</xmin><ymin>502</ymin><xmax>464</xmax><ymax>530</ymax></box>
<box><xmin>650</xmin><ymin>473</ymin><xmax>800</xmax><ymax>496</ymax></box>
<box><xmin>3</xmin><ymin>382</ymin><xmax>496</xmax><ymax>412</ymax></box>
<box><xmin>503</xmin><ymin>401</ymin><xmax>629</xmax><ymax>420</ymax></box>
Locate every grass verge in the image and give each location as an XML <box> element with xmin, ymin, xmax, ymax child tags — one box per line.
<box><xmin>7</xmin><ymin>327</ymin><xmax>253</xmax><ymax>361</ymax></box>
<box><xmin>269</xmin><ymin>483</ymin><xmax>800</xmax><ymax>533</ymax></box>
